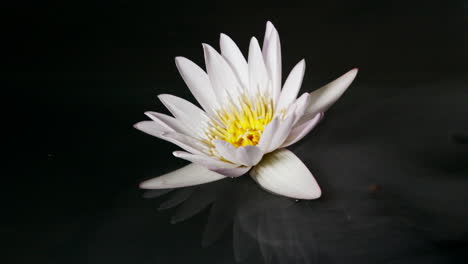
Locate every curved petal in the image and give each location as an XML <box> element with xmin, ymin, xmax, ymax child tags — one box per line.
<box><xmin>248</xmin><ymin>37</ymin><xmax>270</xmax><ymax>96</ymax></box>
<box><xmin>212</xmin><ymin>140</ymin><xmax>264</xmax><ymax>167</ymax></box>
<box><xmin>220</xmin><ymin>33</ymin><xmax>248</xmax><ymax>88</ymax></box>
<box><xmin>139</xmin><ymin>163</ymin><xmax>226</xmax><ymax>189</ymax></box>
<box><xmin>213</xmin><ymin>139</ymin><xmax>240</xmax><ymax>164</ymax></box>
<box><xmin>173</xmin><ymin>151</ymin><xmax>239</xmax><ymax>169</ymax></box>
<box><xmin>211</xmin><ymin>166</ymin><xmax>251</xmax><ymax>177</ymax></box>
<box><xmin>158</xmin><ymin>94</ymin><xmax>209</xmax><ymax>138</ymax></box>
<box><xmin>258</xmin><ymin>115</ymin><xmax>295</xmax><ymax>153</ymax></box>
<box><xmin>257</xmin><ymin>118</ymin><xmax>280</xmax><ymax>152</ymax></box>
<box><xmin>203</xmin><ymin>43</ymin><xmax>242</xmax><ymax>104</ymax></box>
<box><xmin>262</xmin><ymin>21</ymin><xmax>282</xmax><ymax>102</ymax></box>
<box><xmin>276</xmin><ymin>59</ymin><xmax>305</xmax><ymax>111</ymax></box>
<box><xmin>267</xmin><ymin>114</ymin><xmax>295</xmax><ymax>152</ymax></box>
<box><xmin>235</xmin><ymin>145</ymin><xmax>264</xmax><ymax>166</ymax></box>
<box><xmin>174</xmin><ymin>56</ymin><xmax>218</xmax><ymax>116</ymax></box>
<box><xmin>281</xmin><ymin>112</ymin><xmax>323</xmax><ymax>147</ymax></box>
<box><xmin>303</xmin><ymin>68</ymin><xmax>358</xmax><ymax>120</ymax></box>
<box><xmin>134</xmin><ymin>121</ymin><xmax>206</xmax><ymax>156</ymax></box>
<box><xmin>162</xmin><ymin>131</ymin><xmax>210</xmax><ymax>155</ymax></box>
<box><xmin>249</xmin><ymin>149</ymin><xmax>321</xmax><ymax>200</ymax></box>
<box><xmin>290</xmin><ymin>93</ymin><xmax>310</xmax><ymax>125</ymax></box>
<box><xmin>144</xmin><ymin>111</ymin><xmax>192</xmax><ymax>136</ymax></box>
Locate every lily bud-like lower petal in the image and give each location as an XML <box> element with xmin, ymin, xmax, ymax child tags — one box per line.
<box><xmin>140</xmin><ymin>163</ymin><xmax>226</xmax><ymax>189</ymax></box>
<box><xmin>249</xmin><ymin>149</ymin><xmax>321</xmax><ymax>200</ymax></box>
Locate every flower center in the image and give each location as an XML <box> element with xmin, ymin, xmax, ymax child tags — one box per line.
<box><xmin>206</xmin><ymin>94</ymin><xmax>274</xmax><ymax>148</ymax></box>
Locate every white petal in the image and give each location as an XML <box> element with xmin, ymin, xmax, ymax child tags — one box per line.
<box><xmin>249</xmin><ymin>149</ymin><xmax>321</xmax><ymax>200</ymax></box>
<box><xmin>267</xmin><ymin>114</ymin><xmax>296</xmax><ymax>152</ymax></box>
<box><xmin>203</xmin><ymin>43</ymin><xmax>242</xmax><ymax>103</ymax></box>
<box><xmin>258</xmin><ymin>115</ymin><xmax>295</xmax><ymax>153</ymax></box>
<box><xmin>257</xmin><ymin>118</ymin><xmax>280</xmax><ymax>152</ymax></box>
<box><xmin>220</xmin><ymin>33</ymin><xmax>248</xmax><ymax>88</ymax></box>
<box><xmin>158</xmin><ymin>94</ymin><xmax>209</xmax><ymax>138</ymax></box>
<box><xmin>303</xmin><ymin>68</ymin><xmax>358</xmax><ymax>119</ymax></box>
<box><xmin>281</xmin><ymin>112</ymin><xmax>323</xmax><ymax>147</ymax></box>
<box><xmin>173</xmin><ymin>151</ymin><xmax>239</xmax><ymax>169</ymax></box>
<box><xmin>213</xmin><ymin>140</ymin><xmax>264</xmax><ymax>167</ymax></box>
<box><xmin>276</xmin><ymin>59</ymin><xmax>305</xmax><ymax>111</ymax></box>
<box><xmin>144</xmin><ymin>111</ymin><xmax>192</xmax><ymax>136</ymax></box>
<box><xmin>290</xmin><ymin>93</ymin><xmax>310</xmax><ymax>125</ymax></box>
<box><xmin>262</xmin><ymin>21</ymin><xmax>282</xmax><ymax>102</ymax></box>
<box><xmin>174</xmin><ymin>57</ymin><xmax>218</xmax><ymax>116</ymax></box>
<box><xmin>248</xmin><ymin>37</ymin><xmax>270</xmax><ymax>96</ymax></box>
<box><xmin>134</xmin><ymin>121</ymin><xmax>207</xmax><ymax>156</ymax></box>
<box><xmin>235</xmin><ymin>145</ymin><xmax>264</xmax><ymax>166</ymax></box>
<box><xmin>213</xmin><ymin>139</ymin><xmax>240</xmax><ymax>164</ymax></box>
<box><xmin>162</xmin><ymin>131</ymin><xmax>210</xmax><ymax>155</ymax></box>
<box><xmin>140</xmin><ymin>163</ymin><xmax>226</xmax><ymax>189</ymax></box>
<box><xmin>211</xmin><ymin>166</ymin><xmax>251</xmax><ymax>177</ymax></box>
<box><xmin>134</xmin><ymin>120</ymin><xmax>166</xmax><ymax>135</ymax></box>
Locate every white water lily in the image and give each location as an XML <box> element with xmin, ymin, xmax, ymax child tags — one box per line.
<box><xmin>135</xmin><ymin>22</ymin><xmax>357</xmax><ymax>200</ymax></box>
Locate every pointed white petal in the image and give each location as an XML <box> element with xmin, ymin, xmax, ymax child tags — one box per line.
<box><xmin>174</xmin><ymin>57</ymin><xmax>218</xmax><ymax>115</ymax></box>
<box><xmin>158</xmin><ymin>94</ymin><xmax>209</xmax><ymax>138</ymax></box>
<box><xmin>276</xmin><ymin>59</ymin><xmax>306</xmax><ymax>111</ymax></box>
<box><xmin>257</xmin><ymin>117</ymin><xmax>280</xmax><ymax>152</ymax></box>
<box><xmin>173</xmin><ymin>151</ymin><xmax>239</xmax><ymax>169</ymax></box>
<box><xmin>264</xmin><ymin>114</ymin><xmax>296</xmax><ymax>152</ymax></box>
<box><xmin>134</xmin><ymin>121</ymin><xmax>207</xmax><ymax>156</ymax></box>
<box><xmin>134</xmin><ymin>120</ymin><xmax>166</xmax><ymax>135</ymax></box>
<box><xmin>162</xmin><ymin>131</ymin><xmax>210</xmax><ymax>155</ymax></box>
<box><xmin>304</xmin><ymin>68</ymin><xmax>358</xmax><ymax>119</ymax></box>
<box><xmin>281</xmin><ymin>112</ymin><xmax>323</xmax><ymax>147</ymax></box>
<box><xmin>140</xmin><ymin>163</ymin><xmax>226</xmax><ymax>189</ymax></box>
<box><xmin>144</xmin><ymin>111</ymin><xmax>192</xmax><ymax>136</ymax></box>
<box><xmin>235</xmin><ymin>145</ymin><xmax>264</xmax><ymax>166</ymax></box>
<box><xmin>212</xmin><ymin>139</ymin><xmax>241</xmax><ymax>164</ymax></box>
<box><xmin>262</xmin><ymin>21</ymin><xmax>281</xmax><ymax>102</ymax></box>
<box><xmin>248</xmin><ymin>37</ymin><xmax>270</xmax><ymax>95</ymax></box>
<box><xmin>220</xmin><ymin>33</ymin><xmax>248</xmax><ymax>88</ymax></box>
<box><xmin>211</xmin><ymin>166</ymin><xmax>251</xmax><ymax>177</ymax></box>
<box><xmin>203</xmin><ymin>43</ymin><xmax>242</xmax><ymax>103</ymax></box>
<box><xmin>290</xmin><ymin>93</ymin><xmax>310</xmax><ymax>125</ymax></box>
<box><xmin>250</xmin><ymin>149</ymin><xmax>321</xmax><ymax>200</ymax></box>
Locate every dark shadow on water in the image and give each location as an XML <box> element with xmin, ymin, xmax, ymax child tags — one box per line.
<box><xmin>142</xmin><ymin>80</ymin><xmax>468</xmax><ymax>263</ymax></box>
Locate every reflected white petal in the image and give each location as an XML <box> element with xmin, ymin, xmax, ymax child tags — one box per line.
<box><xmin>140</xmin><ymin>163</ymin><xmax>226</xmax><ymax>189</ymax></box>
<box><xmin>250</xmin><ymin>149</ymin><xmax>321</xmax><ymax>200</ymax></box>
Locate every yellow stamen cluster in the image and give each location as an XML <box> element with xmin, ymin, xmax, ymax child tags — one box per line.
<box><xmin>206</xmin><ymin>94</ymin><xmax>274</xmax><ymax>148</ymax></box>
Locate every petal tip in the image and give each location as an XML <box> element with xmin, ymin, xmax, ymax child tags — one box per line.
<box><xmin>139</xmin><ymin>180</ymin><xmax>154</xmax><ymax>189</ymax></box>
<box><xmin>349</xmin><ymin>67</ymin><xmax>359</xmax><ymax>76</ymax></box>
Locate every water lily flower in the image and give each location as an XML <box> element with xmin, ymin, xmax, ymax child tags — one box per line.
<box><xmin>135</xmin><ymin>22</ymin><xmax>357</xmax><ymax>200</ymax></box>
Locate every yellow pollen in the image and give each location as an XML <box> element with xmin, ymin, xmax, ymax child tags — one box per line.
<box><xmin>207</xmin><ymin>93</ymin><xmax>274</xmax><ymax>148</ymax></box>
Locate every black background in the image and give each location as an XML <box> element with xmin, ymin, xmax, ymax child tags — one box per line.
<box><xmin>5</xmin><ymin>1</ymin><xmax>468</xmax><ymax>263</ymax></box>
